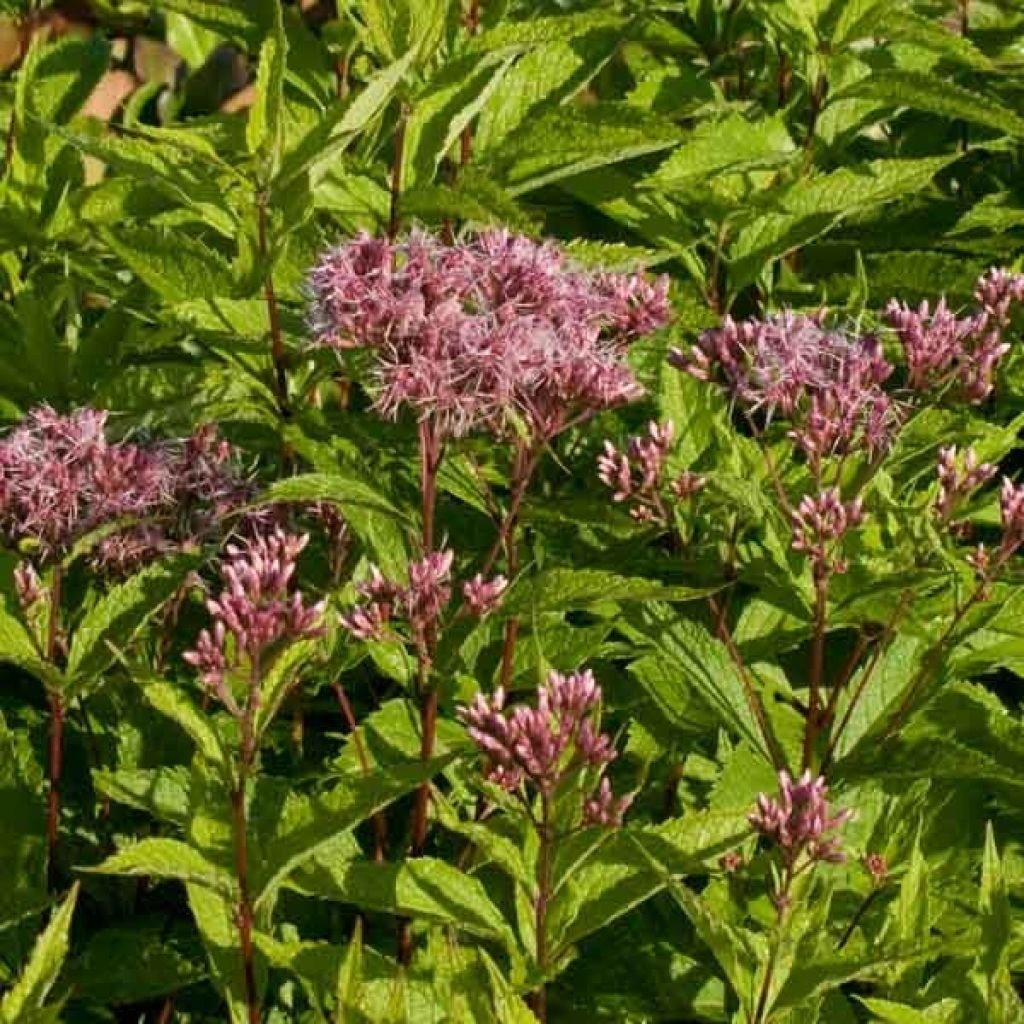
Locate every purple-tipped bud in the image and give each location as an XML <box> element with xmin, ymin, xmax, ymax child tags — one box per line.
<box><xmin>462</xmin><ymin>573</ymin><xmax>507</xmax><ymax>616</ymax></box>
<box><xmin>749</xmin><ymin>770</ymin><xmax>851</xmax><ymax>864</ymax></box>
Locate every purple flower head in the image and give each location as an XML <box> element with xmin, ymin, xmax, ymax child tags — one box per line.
<box><xmin>598</xmin><ymin>420</ymin><xmax>683</xmax><ymax>521</ymax></box>
<box><xmin>462</xmin><ymin>573</ymin><xmax>508</xmax><ymax>617</ymax></box>
<box><xmin>458</xmin><ymin>668</ymin><xmax>624</xmax><ymax>825</ymax></box>
<box><xmin>14</xmin><ymin>560</ymin><xmax>44</xmax><ymax>610</ymax></box>
<box><xmin>934</xmin><ymin>445</ymin><xmax>996</xmax><ymax>522</ymax></box>
<box><xmin>184</xmin><ymin>527</ymin><xmax>325</xmax><ymax>711</ymax></box>
<box><xmin>998</xmin><ymin>477</ymin><xmax>1024</xmax><ymax>564</ymax></box>
<box><xmin>307</xmin><ymin>230</ymin><xmax>669</xmax><ymax>442</ymax></box>
<box><xmin>863</xmin><ymin>852</ymin><xmax>889</xmax><ymax>885</ymax></box>
<box><xmin>672</xmin><ymin>313</ymin><xmax>897</xmax><ymax>466</ymax></box>
<box><xmin>791</xmin><ymin>488</ymin><xmax>865</xmax><ymax>578</ymax></box>
<box><xmin>340</xmin><ymin>549</ymin><xmax>458</xmax><ymax>642</ymax></box>
<box><xmin>749</xmin><ymin>770</ymin><xmax>852</xmax><ymax>864</ymax></box>
<box><xmin>884</xmin><ymin>282</ymin><xmax>1015</xmax><ymax>403</ymax></box>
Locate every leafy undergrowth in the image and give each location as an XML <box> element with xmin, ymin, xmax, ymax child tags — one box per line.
<box><xmin>0</xmin><ymin>1</ymin><xmax>1023</xmax><ymax>1022</ymax></box>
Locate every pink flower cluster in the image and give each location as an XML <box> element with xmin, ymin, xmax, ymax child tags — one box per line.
<box><xmin>884</xmin><ymin>267</ymin><xmax>1024</xmax><ymax>403</ymax></box>
<box><xmin>966</xmin><ymin>477</ymin><xmax>1024</xmax><ymax>584</ymax></box>
<box><xmin>749</xmin><ymin>770</ymin><xmax>852</xmax><ymax>865</ymax></box>
<box><xmin>184</xmin><ymin>528</ymin><xmax>325</xmax><ymax>712</ymax></box>
<box><xmin>790</xmin><ymin>489</ymin><xmax>865</xmax><ymax>578</ymax></box>
<box><xmin>340</xmin><ymin>550</ymin><xmax>507</xmax><ymax>642</ymax></box>
<box><xmin>934</xmin><ymin>445</ymin><xmax>995</xmax><ymax>522</ymax></box>
<box><xmin>671</xmin><ymin>312</ymin><xmax>896</xmax><ymax>466</ymax></box>
<box><xmin>307</xmin><ymin>230</ymin><xmax>670</xmax><ymax>441</ymax></box>
<box><xmin>0</xmin><ymin>406</ymin><xmax>250</xmax><ymax>574</ymax></box>
<box><xmin>458</xmin><ymin>669</ymin><xmax>630</xmax><ymax>826</ymax></box>
<box><xmin>597</xmin><ymin>420</ymin><xmax>706</xmax><ymax>522</ymax></box>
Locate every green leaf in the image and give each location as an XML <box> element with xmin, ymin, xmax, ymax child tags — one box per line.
<box><xmin>87</xmin><ymin>838</ymin><xmax>233</xmax><ymax>895</ymax></box>
<box><xmin>138</xmin><ymin>678</ymin><xmax>230</xmax><ymax>776</ymax></box>
<box><xmin>627</xmin><ymin>607</ymin><xmax>772</xmax><ymax>761</ymax></box>
<box><xmin>92</xmin><ymin>767</ymin><xmax>191</xmax><ymax>826</ymax></box>
<box><xmin>837</xmin><ymin>71</ymin><xmax>1024</xmax><ymax>137</ymax></box>
<box><xmin>278</xmin><ymin>48</ymin><xmax>418</xmax><ymax>191</ymax></box>
<box><xmin>547</xmin><ymin>829</ymin><xmax>664</xmax><ymax>956</ymax></box>
<box><xmin>501</xmin><ymin>569</ymin><xmax>711</xmax><ymax>617</ymax></box>
<box><xmin>487</xmin><ymin>103</ymin><xmax>681</xmax><ymax>195</ymax></box>
<box><xmin>294</xmin><ymin>856</ymin><xmax>516</xmax><ymax>947</ymax></box>
<box><xmin>246</xmin><ymin>1</ymin><xmax>288</xmax><ymax>164</ymax></box>
<box><xmin>103</xmin><ymin>227</ymin><xmax>235</xmax><ymax>303</ymax></box>
<box><xmin>253</xmin><ymin>638</ymin><xmax>320</xmax><ymax>744</ymax></box>
<box><xmin>253</xmin><ymin>757</ymin><xmax>452</xmax><ymax>906</ymax></box>
<box><xmin>644</xmin><ymin>114</ymin><xmax>796</xmax><ymax>189</ymax></box>
<box><xmin>67</xmin><ymin>557</ymin><xmax>197</xmax><ymax>686</ymax></box>
<box><xmin>854</xmin><ymin>997</ymin><xmax>959</xmax><ymax>1023</ymax></box>
<box><xmin>403</xmin><ymin>53</ymin><xmax>514</xmax><ymax>188</ymax></box>
<box><xmin>185</xmin><ymin>883</ymin><xmax>252</xmax><ymax>1024</ymax></box>
<box><xmin>0</xmin><ymin>604</ymin><xmax>62</xmax><ymax>691</ymax></box>
<box><xmin>0</xmin><ymin>884</ymin><xmax>78</xmax><ymax>1024</ymax></box>
<box><xmin>979</xmin><ymin>822</ymin><xmax>1011</xmax><ymax>982</ymax></box>
<box><xmin>730</xmin><ymin>156</ymin><xmax>957</xmax><ymax>287</ymax></box>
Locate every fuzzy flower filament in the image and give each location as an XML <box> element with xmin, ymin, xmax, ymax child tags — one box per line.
<box><xmin>307</xmin><ymin>230</ymin><xmax>669</xmax><ymax>445</ymax></box>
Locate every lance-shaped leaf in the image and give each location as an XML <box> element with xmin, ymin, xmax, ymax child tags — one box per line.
<box><xmin>253</xmin><ymin>638</ymin><xmax>321</xmax><ymax>746</ymax></box>
<box><xmin>246</xmin><ymin>1</ymin><xmax>288</xmax><ymax>163</ymax></box>
<box><xmin>292</xmin><ymin>856</ymin><xmax>516</xmax><ymax>948</ymax></box>
<box><xmin>87</xmin><ymin>838</ymin><xmax>233</xmax><ymax>897</ymax></box>
<box><xmin>92</xmin><ymin>766</ymin><xmax>191</xmax><ymax>826</ymax></box>
<box><xmin>253</xmin><ymin>756</ymin><xmax>452</xmax><ymax>907</ymax></box>
<box><xmin>67</xmin><ymin>556</ymin><xmax>199</xmax><ymax>686</ymax></box>
<box><xmin>0</xmin><ymin>883</ymin><xmax>78</xmax><ymax>1024</ymax></box>
<box><xmin>138</xmin><ymin>677</ymin><xmax>231</xmax><ymax>777</ymax></box>
<box><xmin>0</xmin><ymin>604</ymin><xmax>62</xmax><ymax>691</ymax></box>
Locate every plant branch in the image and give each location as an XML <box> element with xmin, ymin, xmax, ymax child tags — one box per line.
<box><xmin>257</xmin><ymin>192</ymin><xmax>290</xmax><ymax>420</ymax></box>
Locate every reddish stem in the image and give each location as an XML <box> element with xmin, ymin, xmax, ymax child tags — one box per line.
<box><xmin>803</xmin><ymin>572</ymin><xmax>829</xmax><ymax>770</ymax></box>
<box><xmin>388</xmin><ymin>107</ymin><xmax>408</xmax><ymax>239</ymax></box>
<box><xmin>528</xmin><ymin>792</ymin><xmax>554</xmax><ymax>1022</ymax></box>
<box><xmin>229</xmin><ymin>781</ymin><xmax>260</xmax><ymax>1024</ymax></box>
<box><xmin>46</xmin><ymin>690</ymin><xmax>64</xmax><ymax>888</ymax></box>
<box><xmin>333</xmin><ymin>682</ymin><xmax>387</xmax><ymax>863</ymax></box>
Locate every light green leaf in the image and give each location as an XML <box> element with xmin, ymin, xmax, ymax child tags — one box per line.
<box><xmin>501</xmin><ymin>569</ymin><xmax>711</xmax><ymax>617</ymax></box>
<box><xmin>0</xmin><ymin>884</ymin><xmax>78</xmax><ymax>1024</ymax></box>
<box><xmin>488</xmin><ymin>103</ymin><xmax>681</xmax><ymax>195</ymax></box>
<box><xmin>837</xmin><ymin>71</ymin><xmax>1024</xmax><ymax>137</ymax></box>
<box><xmin>253</xmin><ymin>757</ymin><xmax>451</xmax><ymax>907</ymax></box>
<box><xmin>979</xmin><ymin>822</ymin><xmax>1011</xmax><ymax>981</ymax></box>
<box><xmin>91</xmin><ymin>767</ymin><xmax>191</xmax><ymax>826</ymax></box>
<box><xmin>246</xmin><ymin>2</ymin><xmax>288</xmax><ymax>162</ymax></box>
<box><xmin>0</xmin><ymin>604</ymin><xmax>62</xmax><ymax>691</ymax></box>
<box><xmin>67</xmin><ymin>557</ymin><xmax>197</xmax><ymax>685</ymax></box>
<box><xmin>645</xmin><ymin>114</ymin><xmax>795</xmax><ymax>189</ymax></box>
<box><xmin>138</xmin><ymin>678</ymin><xmax>230</xmax><ymax>776</ymax></box>
<box><xmin>294</xmin><ymin>856</ymin><xmax>516</xmax><ymax>947</ymax></box>
<box><xmin>88</xmin><ymin>838</ymin><xmax>233</xmax><ymax>895</ymax></box>
<box><xmin>253</xmin><ymin>638</ymin><xmax>321</xmax><ymax>744</ymax></box>
<box><xmin>103</xmin><ymin>227</ymin><xmax>235</xmax><ymax>303</ymax></box>
<box><xmin>403</xmin><ymin>53</ymin><xmax>515</xmax><ymax>188</ymax></box>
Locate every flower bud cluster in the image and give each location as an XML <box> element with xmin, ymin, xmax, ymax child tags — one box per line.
<box><xmin>790</xmin><ymin>489</ymin><xmax>865</xmax><ymax>578</ymax></box>
<box><xmin>884</xmin><ymin>267</ymin><xmax>1024</xmax><ymax>403</ymax></box>
<box><xmin>184</xmin><ymin>528</ymin><xmax>325</xmax><ymax>714</ymax></box>
<box><xmin>458</xmin><ymin>669</ymin><xmax>630</xmax><ymax>827</ymax></box>
<box><xmin>934</xmin><ymin>445</ymin><xmax>995</xmax><ymax>523</ymax></box>
<box><xmin>597</xmin><ymin>420</ymin><xmax>706</xmax><ymax>522</ymax></box>
<box><xmin>749</xmin><ymin>770</ymin><xmax>852</xmax><ymax>865</ymax></box>
<box><xmin>340</xmin><ymin>549</ymin><xmax>507</xmax><ymax>642</ymax></box>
